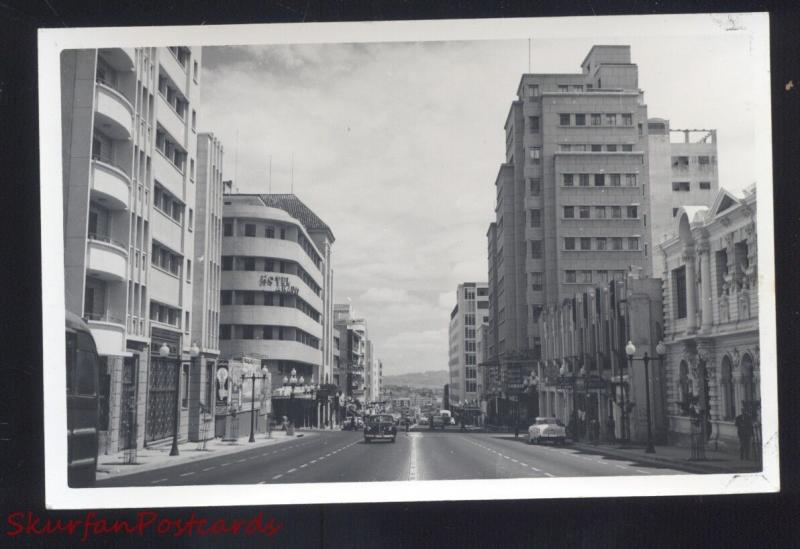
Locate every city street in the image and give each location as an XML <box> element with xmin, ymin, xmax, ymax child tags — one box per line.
<box><xmin>96</xmin><ymin>427</ymin><xmax>683</xmax><ymax>487</ymax></box>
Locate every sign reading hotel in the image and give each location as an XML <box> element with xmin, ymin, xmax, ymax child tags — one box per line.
<box><xmin>259</xmin><ymin>274</ymin><xmax>299</xmax><ymax>295</ymax></box>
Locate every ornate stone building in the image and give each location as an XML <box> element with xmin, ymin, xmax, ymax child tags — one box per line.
<box><xmin>659</xmin><ymin>185</ymin><xmax>759</xmax><ymax>453</ymax></box>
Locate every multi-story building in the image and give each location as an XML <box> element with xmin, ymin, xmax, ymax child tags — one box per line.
<box><xmin>660</xmin><ymin>186</ymin><xmax>759</xmax><ymax>456</ymax></box>
<box><xmin>219</xmin><ymin>193</ymin><xmax>332</xmax><ymax>390</ymax></box>
<box><xmin>333</xmin><ymin>304</ymin><xmax>367</xmax><ymax>400</ymax></box>
<box><xmin>648</xmin><ymin>120</ymin><xmax>719</xmax><ymax>275</ymax></box>
<box><xmin>62</xmin><ymin>46</ymin><xmax>203</xmax><ymax>453</ymax></box>
<box><xmin>447</xmin><ymin>282</ymin><xmax>489</xmax><ymax>406</ymax></box>
<box><xmin>188</xmin><ymin>132</ymin><xmax>224</xmax><ymax>441</ymax></box>
<box><xmin>485</xmin><ymin>45</ymin><xmax>653</xmax><ymax>419</ymax></box>
<box><xmin>364</xmin><ymin>339</ymin><xmax>374</xmax><ymax>402</ymax></box>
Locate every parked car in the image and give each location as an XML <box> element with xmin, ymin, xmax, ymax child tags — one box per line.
<box><xmin>364</xmin><ymin>414</ymin><xmax>397</xmax><ymax>443</ymax></box>
<box><xmin>527</xmin><ymin>417</ymin><xmax>567</xmax><ymax>445</ymax></box>
<box><xmin>418</xmin><ymin>416</ymin><xmax>429</xmax><ymax>426</ymax></box>
<box><xmin>430</xmin><ymin>415</ymin><xmax>446</xmax><ymax>431</ymax></box>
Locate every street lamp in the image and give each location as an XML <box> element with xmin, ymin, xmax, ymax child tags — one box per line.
<box><xmin>283</xmin><ymin>368</ymin><xmax>298</xmax><ymax>428</ymax></box>
<box><xmin>626</xmin><ymin>340</ymin><xmax>665</xmax><ymax>454</ymax></box>
<box><xmin>243</xmin><ymin>362</ymin><xmax>265</xmax><ymax>443</ymax></box>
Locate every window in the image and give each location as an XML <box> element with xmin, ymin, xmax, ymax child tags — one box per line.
<box><xmin>528</xmin><ymin>116</ymin><xmax>540</xmax><ymax>133</ymax></box>
<box><xmin>529</xmin><ymin>209</ymin><xmax>541</xmax><ymax>228</ymax></box>
<box><xmin>673</xmin><ymin>265</ymin><xmax>687</xmax><ymax>319</ymax></box>
<box><xmin>188</xmin><ymin>209</ymin><xmax>193</xmax><ymax>231</ymax></box>
<box><xmin>579</xmin><ymin>174</ymin><xmax>590</xmax><ymax>187</ymax></box>
<box><xmin>673</xmin><ymin>208</ymin><xmax>679</xmax><ymax>217</ymax></box>
<box><xmin>595</xmin><ymin>206</ymin><xmax>606</xmax><ymax>218</ymax></box>
<box><xmin>221</xmin><ymin>290</ymin><xmax>232</xmax><ymax>305</ymax></box>
<box><xmin>699</xmin><ymin>181</ymin><xmax>711</xmax><ymax>190</ymax></box>
<box><xmin>622</xmin><ymin>114</ymin><xmax>633</xmax><ymax>126</ymax></box>
<box><xmin>220</xmin><ymin>324</ymin><xmax>231</xmax><ymax>339</ymax></box>
<box><xmin>531</xmin><ymin>272</ymin><xmax>543</xmax><ymax>291</ymax></box>
<box><xmin>191</xmin><ymin>109</ymin><xmax>196</xmax><ymax>130</ymax></box>
<box><xmin>627</xmin><ymin>206</ymin><xmax>638</xmax><ymax>218</ymax></box>
<box><xmin>716</xmin><ymin>249</ymin><xmax>729</xmax><ymax>295</ymax></box>
<box><xmin>672</xmin><ymin>156</ymin><xmax>689</xmax><ymax>168</ymax></box>
<box><xmin>628</xmin><ymin>237</ymin><xmax>640</xmax><ymax>250</ymax></box>
<box><xmin>564</xmin><ymin>237</ymin><xmax>576</xmax><ymax>250</ymax></box>
<box><xmin>605</xmin><ymin>114</ymin><xmax>617</xmax><ymax>126</ymax></box>
<box><xmin>530</xmin><ymin>240</ymin><xmax>542</xmax><ymax>259</ymax></box>
<box><xmin>186</xmin><ymin>259</ymin><xmax>192</xmax><ymax>282</ymax></box>
<box><xmin>222</xmin><ymin>256</ymin><xmax>233</xmax><ymax>270</ymax></box>
<box><xmin>638</xmin><ymin>123</ymin><xmax>643</xmax><ymax>136</ymax></box>
<box><xmin>579</xmin><ymin>206</ymin><xmax>590</xmax><ymax>219</ymax></box>
<box><xmin>563</xmin><ymin>206</ymin><xmax>575</xmax><ymax>219</ymax></box>
<box><xmin>672</xmin><ymin>181</ymin><xmax>690</xmax><ymax>192</ymax></box>
<box><xmin>580</xmin><ymin>270</ymin><xmax>592</xmax><ymax>283</ymax></box>
<box><xmin>573</xmin><ymin>144</ymin><xmax>586</xmax><ymax>152</ymax></box>
<box><xmin>565</xmin><ymin>270</ymin><xmax>577</xmax><ymax>283</ymax></box>
<box><xmin>280</xmin><ymin>227</ymin><xmax>286</xmax><ymax>240</ymax></box>
<box><xmin>572</xmin><ymin>85</ymin><xmax>583</xmax><ymax>92</ymax></box>
<box><xmin>596</xmin><ymin>237</ymin><xmax>607</xmax><ymax>250</ymax></box>
<box><xmin>559</xmin><ymin>114</ymin><xmax>571</xmax><ymax>126</ymax></box>
<box><xmin>193</xmin><ymin>60</ymin><xmax>199</xmax><ymax>81</ymax></box>
<box><xmin>529</xmin><ymin>178</ymin><xmax>541</xmax><ymax>195</ymax></box>
<box><xmin>622</xmin><ymin>144</ymin><xmax>633</xmax><ymax>152</ymax></box>
<box><xmin>244</xmin><ymin>223</ymin><xmax>256</xmax><ymax>237</ymax></box>
<box><xmin>575</xmin><ymin>114</ymin><xmax>586</xmax><ymax>126</ymax></box>
<box><xmin>591</xmin><ymin>113</ymin><xmax>601</xmax><ymax>126</ymax></box>
<box><xmin>580</xmin><ymin>237</ymin><xmax>591</xmax><ymax>250</ymax></box>
<box><xmin>559</xmin><ymin>144</ymin><xmax>572</xmax><ymax>152</ymax></box>
<box><xmin>591</xmin><ymin>144</ymin><xmax>602</xmax><ymax>152</ymax></box>
<box><xmin>596</xmin><ymin>270</ymin><xmax>609</xmax><ymax>283</ymax></box>
<box><xmin>244</xmin><ymin>257</ymin><xmax>255</xmax><ymax>271</ymax></box>
<box><xmin>181</xmin><ymin>363</ymin><xmax>189</xmax><ymax>407</ymax></box>
<box><xmin>563</xmin><ymin>174</ymin><xmax>574</xmax><ymax>187</ymax></box>
<box><xmin>266</xmin><ymin>226</ymin><xmax>275</xmax><ymax>238</ymax></box>
<box><xmin>698</xmin><ymin>156</ymin><xmax>710</xmax><ymax>166</ymax></box>
<box><xmin>529</xmin><ymin>147</ymin><xmax>541</xmax><ymax>164</ymax></box>
<box><xmin>625</xmin><ymin>174</ymin><xmax>637</xmax><ymax>187</ymax></box>
<box><xmin>611</xmin><ymin>237</ymin><xmax>623</xmax><ymax>250</ymax></box>
<box><xmin>558</xmin><ymin>85</ymin><xmax>569</xmax><ymax>92</ymax></box>
<box><xmin>224</xmin><ymin>222</ymin><xmax>233</xmax><ymax>236</ymax></box>
<box><xmin>528</xmin><ymin>84</ymin><xmax>539</xmax><ymax>98</ymax></box>
<box><xmin>594</xmin><ymin>174</ymin><xmax>605</xmax><ymax>187</ymax></box>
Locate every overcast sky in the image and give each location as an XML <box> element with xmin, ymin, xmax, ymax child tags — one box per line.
<box><xmin>200</xmin><ymin>29</ymin><xmax>761</xmax><ymax>376</ymax></box>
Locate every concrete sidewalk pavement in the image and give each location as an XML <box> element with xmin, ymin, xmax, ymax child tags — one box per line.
<box><xmin>96</xmin><ymin>430</ymin><xmax>316</xmax><ymax>481</ymax></box>
<box><xmin>569</xmin><ymin>440</ymin><xmax>762</xmax><ymax>474</ymax></box>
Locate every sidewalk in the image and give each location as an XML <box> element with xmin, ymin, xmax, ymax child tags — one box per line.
<box><xmin>96</xmin><ymin>429</ymin><xmax>317</xmax><ymax>481</ymax></box>
<box><xmin>569</xmin><ymin>440</ymin><xmax>762</xmax><ymax>474</ymax></box>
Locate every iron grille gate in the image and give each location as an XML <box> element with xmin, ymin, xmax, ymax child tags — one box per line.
<box><xmin>145</xmin><ymin>356</ymin><xmax>178</xmax><ymax>443</ymax></box>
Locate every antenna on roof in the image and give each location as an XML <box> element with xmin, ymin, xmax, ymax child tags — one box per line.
<box><xmin>234</xmin><ymin>129</ymin><xmax>239</xmax><ymax>193</ymax></box>
<box><xmin>291</xmin><ymin>152</ymin><xmax>294</xmax><ymax>194</ymax></box>
<box><xmin>268</xmin><ymin>154</ymin><xmax>272</xmax><ymax>194</ymax></box>
<box><xmin>528</xmin><ymin>38</ymin><xmax>531</xmax><ymax>72</ymax></box>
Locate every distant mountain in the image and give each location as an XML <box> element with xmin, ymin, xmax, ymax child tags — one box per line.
<box><xmin>382</xmin><ymin>370</ymin><xmax>448</xmax><ymax>389</ymax></box>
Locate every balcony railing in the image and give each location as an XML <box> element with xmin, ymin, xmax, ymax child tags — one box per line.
<box><xmin>91</xmin><ymin>154</ymin><xmax>130</xmax><ymax>179</ymax></box>
<box><xmin>85</xmin><ymin>311</ymin><xmax>125</xmax><ymax>325</ymax></box>
<box><xmin>87</xmin><ymin>232</ymin><xmax>128</xmax><ymax>251</ymax></box>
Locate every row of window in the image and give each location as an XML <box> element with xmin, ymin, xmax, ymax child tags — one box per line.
<box><xmin>671</xmin><ymin>155</ymin><xmax>715</xmax><ymax>168</ymax></box>
<box><xmin>563</xmin><ymin>173</ymin><xmax>638</xmax><ymax>187</ymax></box>
<box><xmin>220</xmin><ymin>290</ymin><xmax>321</xmax><ymax>323</ymax></box>
<box><xmin>558</xmin><ymin>143</ymin><xmax>635</xmax><ymax>152</ymax></box>
<box><xmin>220</xmin><ymin>256</ymin><xmax>321</xmax><ymax>296</ymax></box>
<box><xmin>558</xmin><ymin>113</ymin><xmax>634</xmax><ymax>127</ymax></box>
<box><xmin>153</xmin><ymin>183</ymin><xmax>189</xmax><ymax>225</ymax></box>
<box><xmin>525</xmin><ymin>83</ymin><xmax>595</xmax><ymax>98</ymax></box>
<box><xmin>223</xmin><ymin>221</ymin><xmax>322</xmax><ymax>269</ymax></box>
<box><xmin>562</xmin><ymin>205</ymin><xmax>639</xmax><ymax>220</ymax></box>
<box><xmin>564</xmin><ymin>270</ymin><xmax>628</xmax><ymax>284</ymax></box>
<box><xmin>564</xmin><ymin>236</ymin><xmax>641</xmax><ymax>251</ymax></box>
<box><xmin>219</xmin><ymin>324</ymin><xmax>320</xmax><ymax>349</ymax></box>
<box><xmin>155</xmin><ymin>129</ymin><xmax>187</xmax><ymax>173</ymax></box>
<box><xmin>673</xmin><ymin>181</ymin><xmax>712</xmax><ymax>191</ymax></box>
<box><xmin>150</xmin><ymin>301</ymin><xmax>185</xmax><ymax>328</ymax></box>
<box><xmin>151</xmin><ymin>241</ymin><xmax>185</xmax><ymax>277</ymax></box>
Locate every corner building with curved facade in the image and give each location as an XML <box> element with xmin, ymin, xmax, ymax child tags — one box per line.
<box><xmin>219</xmin><ymin>194</ymin><xmax>335</xmax><ymax>386</ymax></box>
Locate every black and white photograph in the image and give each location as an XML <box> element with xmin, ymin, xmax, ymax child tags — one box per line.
<box><xmin>38</xmin><ymin>13</ymin><xmax>778</xmax><ymax>509</ymax></box>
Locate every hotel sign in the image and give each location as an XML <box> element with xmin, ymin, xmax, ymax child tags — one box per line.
<box><xmin>259</xmin><ymin>274</ymin><xmax>299</xmax><ymax>295</ymax></box>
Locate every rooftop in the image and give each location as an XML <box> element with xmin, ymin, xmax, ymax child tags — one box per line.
<box><xmin>258</xmin><ymin>193</ymin><xmax>335</xmax><ymax>242</ymax></box>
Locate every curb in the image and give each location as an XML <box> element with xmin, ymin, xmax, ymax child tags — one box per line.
<box><xmin>569</xmin><ymin>442</ymin><xmax>758</xmax><ymax>474</ymax></box>
<box><xmin>96</xmin><ymin>431</ymin><xmax>317</xmax><ymax>480</ymax></box>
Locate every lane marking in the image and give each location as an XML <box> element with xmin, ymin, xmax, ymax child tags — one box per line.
<box><xmin>221</xmin><ymin>462</ymin><xmax>231</xmax><ymax>467</ymax></box>
<box><xmin>634</xmin><ymin>469</ymin><xmax>652</xmax><ymax>474</ymax></box>
<box><xmin>202</xmin><ymin>466</ymin><xmax>215</xmax><ymax>472</ymax></box>
<box><xmin>300</xmin><ymin>464</ymin><xmax>308</xmax><ymax>468</ymax></box>
<box><xmin>151</xmin><ymin>478</ymin><xmax>167</xmax><ymax>484</ymax></box>
<box><xmin>236</xmin><ymin>458</ymin><xmax>247</xmax><ymax>463</ymax></box>
<box><xmin>544</xmin><ymin>472</ymin><xmax>555</xmax><ymax>477</ymax></box>
<box><xmin>179</xmin><ymin>471</ymin><xmax>194</xmax><ymax>477</ymax></box>
<box><xmin>408</xmin><ymin>431</ymin><xmax>419</xmax><ymax>481</ymax></box>
<box><xmin>272</xmin><ymin>474</ymin><xmax>283</xmax><ymax>480</ymax></box>
<box><xmin>287</xmin><ymin>468</ymin><xmax>297</xmax><ymax>473</ymax></box>
<box><xmin>310</xmin><ymin>459</ymin><xmax>317</xmax><ymax>463</ymax></box>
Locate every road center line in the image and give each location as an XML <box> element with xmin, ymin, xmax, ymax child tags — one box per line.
<box><xmin>272</xmin><ymin>474</ymin><xmax>283</xmax><ymax>480</ymax></box>
<box><xmin>179</xmin><ymin>472</ymin><xmax>194</xmax><ymax>477</ymax></box>
<box><xmin>202</xmin><ymin>466</ymin><xmax>215</xmax><ymax>472</ymax></box>
<box><xmin>151</xmin><ymin>478</ymin><xmax>167</xmax><ymax>484</ymax></box>
<box><xmin>287</xmin><ymin>468</ymin><xmax>297</xmax><ymax>473</ymax></box>
<box><xmin>408</xmin><ymin>432</ymin><xmax>419</xmax><ymax>481</ymax></box>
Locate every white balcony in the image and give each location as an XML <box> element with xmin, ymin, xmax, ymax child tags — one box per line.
<box><xmin>86</xmin><ymin>237</ymin><xmax>128</xmax><ymax>281</ymax></box>
<box><xmin>220</xmin><ymin>271</ymin><xmax>323</xmax><ymax>311</ymax></box>
<box><xmin>160</xmin><ymin>49</ymin><xmax>188</xmax><ymax>96</ymax></box>
<box><xmin>222</xmin><ymin>237</ymin><xmax>324</xmax><ymax>288</ymax></box>
<box><xmin>220</xmin><ymin>339</ymin><xmax>322</xmax><ymax>367</ymax></box>
<box><xmin>153</xmin><ymin>150</ymin><xmax>184</xmax><ymax>198</ymax></box>
<box><xmin>101</xmin><ymin>47</ymin><xmax>135</xmax><ymax>72</ymax></box>
<box><xmin>221</xmin><ymin>306</ymin><xmax>322</xmax><ymax>338</ymax></box>
<box><xmin>149</xmin><ymin>266</ymin><xmax>182</xmax><ymax>307</ymax></box>
<box><xmin>157</xmin><ymin>93</ymin><xmax>186</xmax><ymax>143</ymax></box>
<box><xmin>87</xmin><ymin>317</ymin><xmax>126</xmax><ymax>356</ymax></box>
<box><xmin>91</xmin><ymin>159</ymin><xmax>130</xmax><ymax>210</ymax></box>
<box><xmin>151</xmin><ymin>208</ymin><xmax>184</xmax><ymax>254</ymax></box>
<box><xmin>94</xmin><ymin>82</ymin><xmax>133</xmax><ymax>140</ymax></box>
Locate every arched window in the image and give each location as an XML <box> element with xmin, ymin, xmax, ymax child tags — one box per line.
<box><xmin>741</xmin><ymin>353</ymin><xmax>755</xmax><ymax>408</ymax></box>
<box><xmin>678</xmin><ymin>360</ymin><xmax>691</xmax><ymax>414</ymax></box>
<box><xmin>721</xmin><ymin>355</ymin><xmax>735</xmax><ymax>419</ymax></box>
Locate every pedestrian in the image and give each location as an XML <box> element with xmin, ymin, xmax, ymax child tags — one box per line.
<box><xmin>606</xmin><ymin>415</ymin><xmax>615</xmax><ymax>442</ymax></box>
<box><xmin>460</xmin><ymin>415</ymin><xmax>467</xmax><ymax>432</ymax></box>
<box><xmin>735</xmin><ymin>411</ymin><xmax>753</xmax><ymax>460</ymax></box>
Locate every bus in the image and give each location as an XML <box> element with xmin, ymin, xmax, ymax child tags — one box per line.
<box><xmin>65</xmin><ymin>311</ymin><xmax>100</xmax><ymax>487</ymax></box>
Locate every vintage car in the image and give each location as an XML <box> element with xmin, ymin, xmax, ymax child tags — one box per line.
<box><xmin>418</xmin><ymin>416</ymin><xmax>429</xmax><ymax>426</ymax></box>
<box><xmin>364</xmin><ymin>414</ymin><xmax>397</xmax><ymax>443</ymax></box>
<box><xmin>429</xmin><ymin>415</ymin><xmax>446</xmax><ymax>430</ymax></box>
<box><xmin>527</xmin><ymin>417</ymin><xmax>567</xmax><ymax>445</ymax></box>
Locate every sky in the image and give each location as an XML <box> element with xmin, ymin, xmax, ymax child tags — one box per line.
<box><xmin>199</xmin><ymin>28</ymin><xmax>762</xmax><ymax>376</ymax></box>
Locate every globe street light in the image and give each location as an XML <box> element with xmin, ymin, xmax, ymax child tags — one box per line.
<box><xmin>626</xmin><ymin>340</ymin><xmax>660</xmax><ymax>454</ymax></box>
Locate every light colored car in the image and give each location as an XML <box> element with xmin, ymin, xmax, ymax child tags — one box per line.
<box><xmin>527</xmin><ymin>417</ymin><xmax>567</xmax><ymax>445</ymax></box>
<box><xmin>418</xmin><ymin>417</ymin><xmax>429</xmax><ymax>426</ymax></box>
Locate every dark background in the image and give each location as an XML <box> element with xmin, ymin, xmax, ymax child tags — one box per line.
<box><xmin>1</xmin><ymin>1</ymin><xmax>798</xmax><ymax>547</ymax></box>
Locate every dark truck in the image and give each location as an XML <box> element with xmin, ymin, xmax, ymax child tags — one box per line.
<box><xmin>429</xmin><ymin>414</ymin><xmax>446</xmax><ymax>431</ymax></box>
<box><xmin>364</xmin><ymin>414</ymin><xmax>397</xmax><ymax>443</ymax></box>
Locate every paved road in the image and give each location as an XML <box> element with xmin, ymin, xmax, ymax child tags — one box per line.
<box><xmin>96</xmin><ymin>428</ymin><xmax>683</xmax><ymax>487</ymax></box>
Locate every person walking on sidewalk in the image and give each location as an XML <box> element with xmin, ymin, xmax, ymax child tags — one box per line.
<box><xmin>735</xmin><ymin>411</ymin><xmax>753</xmax><ymax>460</ymax></box>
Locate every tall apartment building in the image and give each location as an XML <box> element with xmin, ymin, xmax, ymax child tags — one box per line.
<box><xmin>219</xmin><ymin>193</ymin><xmax>332</xmax><ymax>388</ymax></box>
<box><xmin>189</xmin><ymin>132</ymin><xmax>224</xmax><ymax>441</ymax></box>
<box><xmin>333</xmin><ymin>304</ymin><xmax>367</xmax><ymax>400</ymax></box>
<box><xmin>364</xmin><ymin>339</ymin><xmax>374</xmax><ymax>402</ymax></box>
<box><xmin>486</xmin><ymin>45</ymin><xmax>652</xmax><ymax>371</ymax></box>
<box><xmin>447</xmin><ymin>282</ymin><xmax>489</xmax><ymax>405</ymax></box>
<box><xmin>647</xmin><ymin>119</ymin><xmax>719</xmax><ymax>275</ymax></box>
<box><xmin>62</xmin><ymin>46</ymin><xmax>204</xmax><ymax>452</ymax></box>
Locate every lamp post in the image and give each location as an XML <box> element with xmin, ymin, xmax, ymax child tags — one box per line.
<box><xmin>283</xmin><ymin>368</ymin><xmax>298</xmax><ymax>427</ymax></box>
<box><xmin>168</xmin><ymin>342</ymin><xmax>193</xmax><ymax>457</ymax></box>
<box><xmin>625</xmin><ymin>340</ymin><xmax>666</xmax><ymax>453</ymax></box>
<box><xmin>243</xmin><ymin>363</ymin><xmax>264</xmax><ymax>443</ymax></box>
<box><xmin>619</xmin><ymin>345</ymin><xmax>628</xmax><ymax>443</ymax></box>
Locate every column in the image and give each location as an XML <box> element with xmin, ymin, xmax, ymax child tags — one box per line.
<box><xmin>684</xmin><ymin>246</ymin><xmax>698</xmax><ymax>334</ymax></box>
<box><xmin>699</xmin><ymin>242</ymin><xmax>713</xmax><ymax>333</ymax></box>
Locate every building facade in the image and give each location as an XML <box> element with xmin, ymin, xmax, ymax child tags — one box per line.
<box><xmin>219</xmin><ymin>194</ymin><xmax>331</xmax><ymax>389</ymax></box>
<box><xmin>648</xmin><ymin>120</ymin><xmax>719</xmax><ymax>275</ymax></box>
<box><xmin>659</xmin><ymin>186</ymin><xmax>759</xmax><ymax>454</ymax></box>
<box><xmin>447</xmin><ymin>282</ymin><xmax>489</xmax><ymax>406</ymax></box>
<box><xmin>62</xmin><ymin>46</ymin><xmax>204</xmax><ymax>453</ymax></box>
<box><xmin>333</xmin><ymin>304</ymin><xmax>367</xmax><ymax>401</ymax></box>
